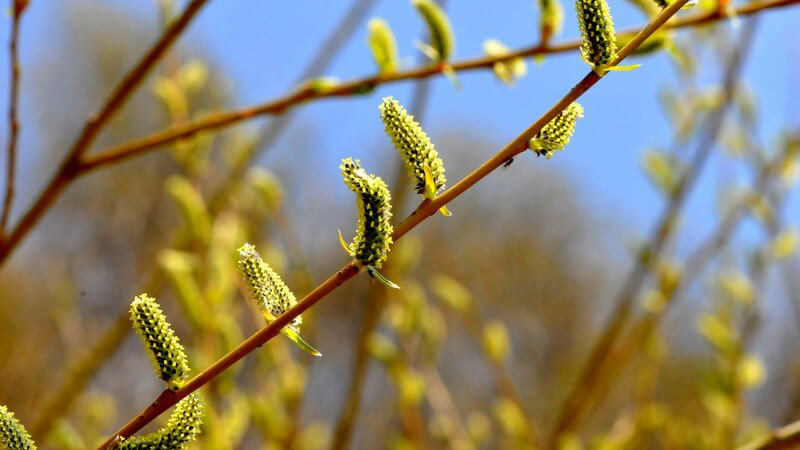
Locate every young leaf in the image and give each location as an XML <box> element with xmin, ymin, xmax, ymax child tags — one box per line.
<box><xmin>367</xmin><ymin>18</ymin><xmax>398</xmax><ymax>73</ymax></box>
<box><xmin>411</xmin><ymin>0</ymin><xmax>454</xmax><ymax>62</ymax></box>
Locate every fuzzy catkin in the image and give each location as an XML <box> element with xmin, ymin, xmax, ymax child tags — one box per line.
<box><xmin>237</xmin><ymin>243</ymin><xmax>302</xmax><ymax>329</ymax></box>
<box><xmin>380</xmin><ymin>97</ymin><xmax>446</xmax><ymax>196</ymax></box>
<box><xmin>129</xmin><ymin>294</ymin><xmax>190</xmax><ymax>390</ymax></box>
<box><xmin>341</xmin><ymin>158</ymin><xmax>393</xmax><ymax>268</ymax></box>
<box><xmin>0</xmin><ymin>405</ymin><xmax>36</xmax><ymax>450</ymax></box>
<box><xmin>576</xmin><ymin>0</ymin><xmax>618</xmax><ymax>67</ymax></box>
<box><xmin>117</xmin><ymin>394</ymin><xmax>203</xmax><ymax>450</ymax></box>
<box><xmin>530</xmin><ymin>102</ymin><xmax>584</xmax><ymax>157</ymax></box>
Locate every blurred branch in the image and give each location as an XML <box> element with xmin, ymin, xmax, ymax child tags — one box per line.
<box><xmin>95</xmin><ymin>3</ymin><xmax>691</xmax><ymax>446</ymax></box>
<box><xmin>738</xmin><ymin>419</ymin><xmax>800</xmax><ymax>450</ymax></box>
<box><xmin>29</xmin><ymin>310</ymin><xmax>133</xmax><ymax>438</ymax></box>
<box><xmin>78</xmin><ymin>0</ymin><xmax>799</xmax><ymax>175</ymax></box>
<box><xmin>1</xmin><ymin>1</ymin><xmax>28</xmax><ymax>233</ymax></box>
<box><xmin>0</xmin><ymin>0</ymin><xmax>209</xmax><ymax>265</ymax></box>
<box><xmin>547</xmin><ymin>20</ymin><xmax>758</xmax><ymax>444</ymax></box>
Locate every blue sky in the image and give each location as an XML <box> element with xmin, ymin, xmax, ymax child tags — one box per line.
<box><xmin>0</xmin><ymin>0</ymin><xmax>798</xmax><ymax>256</ymax></box>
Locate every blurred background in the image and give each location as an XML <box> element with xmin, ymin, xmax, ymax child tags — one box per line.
<box><xmin>0</xmin><ymin>0</ymin><xmax>799</xmax><ymax>448</ymax></box>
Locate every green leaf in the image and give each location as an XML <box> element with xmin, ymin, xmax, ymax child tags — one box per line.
<box><xmin>368</xmin><ymin>266</ymin><xmax>401</xmax><ymax>289</ymax></box>
<box><xmin>283</xmin><ymin>327</ymin><xmax>322</xmax><ymax>357</ymax></box>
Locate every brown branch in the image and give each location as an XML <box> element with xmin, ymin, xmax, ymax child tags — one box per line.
<box><xmin>78</xmin><ymin>0</ymin><xmax>799</xmax><ymax>175</ymax></box>
<box><xmin>738</xmin><ymin>419</ymin><xmax>800</xmax><ymax>450</ymax></box>
<box><xmin>95</xmin><ymin>2</ymin><xmax>690</xmax><ymax>447</ymax></box>
<box><xmin>0</xmin><ymin>0</ymin><xmax>210</xmax><ymax>265</ymax></box>
<box><xmin>547</xmin><ymin>19</ymin><xmax>757</xmax><ymax>444</ymax></box>
<box><xmin>1</xmin><ymin>1</ymin><xmax>28</xmax><ymax>233</ymax></box>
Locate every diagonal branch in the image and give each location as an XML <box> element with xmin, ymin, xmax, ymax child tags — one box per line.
<box><xmin>1</xmin><ymin>1</ymin><xmax>28</xmax><ymax>233</ymax></box>
<box><xmin>94</xmin><ymin>2</ymin><xmax>691</xmax><ymax>446</ymax></box>
<box><xmin>0</xmin><ymin>0</ymin><xmax>210</xmax><ymax>264</ymax></box>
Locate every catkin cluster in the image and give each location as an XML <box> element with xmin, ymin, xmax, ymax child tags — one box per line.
<box><xmin>0</xmin><ymin>405</ymin><xmax>36</xmax><ymax>450</ymax></box>
<box><xmin>130</xmin><ymin>294</ymin><xmax>190</xmax><ymax>391</ymax></box>
<box><xmin>237</xmin><ymin>243</ymin><xmax>301</xmax><ymax>329</ymax></box>
<box><xmin>341</xmin><ymin>158</ymin><xmax>393</xmax><ymax>269</ymax></box>
<box><xmin>576</xmin><ymin>0</ymin><xmax>618</xmax><ymax>68</ymax></box>
<box><xmin>530</xmin><ymin>102</ymin><xmax>584</xmax><ymax>158</ymax></box>
<box><xmin>380</xmin><ymin>97</ymin><xmax>446</xmax><ymax>197</ymax></box>
<box><xmin>117</xmin><ymin>394</ymin><xmax>203</xmax><ymax>450</ymax></box>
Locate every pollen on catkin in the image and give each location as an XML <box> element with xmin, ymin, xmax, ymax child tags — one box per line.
<box><xmin>237</xmin><ymin>243</ymin><xmax>301</xmax><ymax>329</ymax></box>
<box><xmin>0</xmin><ymin>405</ymin><xmax>36</xmax><ymax>450</ymax></box>
<box><xmin>117</xmin><ymin>393</ymin><xmax>203</xmax><ymax>450</ymax></box>
<box><xmin>130</xmin><ymin>294</ymin><xmax>190</xmax><ymax>391</ymax></box>
<box><xmin>576</xmin><ymin>0</ymin><xmax>618</xmax><ymax>68</ymax></box>
<box><xmin>529</xmin><ymin>102</ymin><xmax>584</xmax><ymax>158</ymax></box>
<box><xmin>340</xmin><ymin>158</ymin><xmax>393</xmax><ymax>269</ymax></box>
<box><xmin>380</xmin><ymin>97</ymin><xmax>446</xmax><ymax>197</ymax></box>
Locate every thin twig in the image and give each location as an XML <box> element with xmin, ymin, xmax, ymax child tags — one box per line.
<box><xmin>547</xmin><ymin>20</ymin><xmax>758</xmax><ymax>444</ymax></box>
<box><xmin>1</xmin><ymin>1</ymin><xmax>28</xmax><ymax>233</ymax></box>
<box><xmin>78</xmin><ymin>0</ymin><xmax>799</xmax><ymax>175</ymax></box>
<box><xmin>95</xmin><ymin>3</ymin><xmax>690</xmax><ymax>446</ymax></box>
<box><xmin>0</xmin><ymin>0</ymin><xmax>209</xmax><ymax>265</ymax></box>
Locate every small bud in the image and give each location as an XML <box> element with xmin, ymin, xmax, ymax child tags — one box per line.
<box><xmin>483</xmin><ymin>39</ymin><xmax>527</xmax><ymax>85</ymax></box>
<box><xmin>0</xmin><ymin>405</ymin><xmax>36</xmax><ymax>450</ymax></box>
<box><xmin>166</xmin><ymin>175</ymin><xmax>212</xmax><ymax>244</ymax></box>
<box><xmin>380</xmin><ymin>97</ymin><xmax>447</xmax><ymax>198</ymax></box>
<box><xmin>482</xmin><ymin>320</ymin><xmax>511</xmax><ymax>364</ymax></box>
<box><xmin>340</xmin><ymin>158</ymin><xmax>394</xmax><ymax>270</ymax></box>
<box><xmin>130</xmin><ymin>294</ymin><xmax>190</xmax><ymax>390</ymax></box>
<box><xmin>411</xmin><ymin>0</ymin><xmax>454</xmax><ymax>61</ymax></box>
<box><xmin>576</xmin><ymin>0</ymin><xmax>618</xmax><ymax>68</ymax></box>
<box><xmin>117</xmin><ymin>394</ymin><xmax>203</xmax><ymax>449</ymax></box>
<box><xmin>367</xmin><ymin>18</ymin><xmax>398</xmax><ymax>73</ymax></box>
<box><xmin>529</xmin><ymin>102</ymin><xmax>584</xmax><ymax>158</ymax></box>
<box><xmin>237</xmin><ymin>244</ymin><xmax>320</xmax><ymax>356</ymax></box>
<box><xmin>539</xmin><ymin>0</ymin><xmax>565</xmax><ymax>37</ymax></box>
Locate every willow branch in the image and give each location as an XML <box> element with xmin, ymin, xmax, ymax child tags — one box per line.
<box><xmin>547</xmin><ymin>19</ymin><xmax>757</xmax><ymax>444</ymax></box>
<box><xmin>95</xmin><ymin>3</ymin><xmax>690</xmax><ymax>447</ymax></box>
<box><xmin>78</xmin><ymin>0</ymin><xmax>799</xmax><ymax>175</ymax></box>
<box><xmin>738</xmin><ymin>419</ymin><xmax>800</xmax><ymax>450</ymax></box>
<box><xmin>0</xmin><ymin>0</ymin><xmax>209</xmax><ymax>265</ymax></box>
<box><xmin>1</xmin><ymin>1</ymin><xmax>28</xmax><ymax>233</ymax></box>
